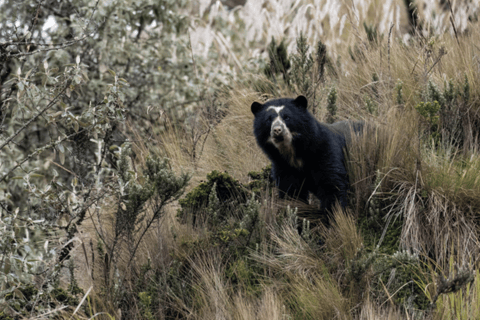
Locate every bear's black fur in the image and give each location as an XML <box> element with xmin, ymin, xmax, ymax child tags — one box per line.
<box><xmin>251</xmin><ymin>95</ymin><xmax>362</xmax><ymax>213</ymax></box>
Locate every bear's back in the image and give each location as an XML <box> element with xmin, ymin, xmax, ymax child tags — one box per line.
<box><xmin>326</xmin><ymin>120</ymin><xmax>364</xmax><ymax>144</ymax></box>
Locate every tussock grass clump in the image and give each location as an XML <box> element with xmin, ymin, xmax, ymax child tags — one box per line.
<box><xmin>321</xmin><ymin>205</ymin><xmax>363</xmax><ymax>265</ymax></box>
<box><xmin>346</xmin><ymin>108</ymin><xmax>421</xmax><ymax>210</ymax></box>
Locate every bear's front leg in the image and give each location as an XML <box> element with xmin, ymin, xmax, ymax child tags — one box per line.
<box><xmin>274</xmin><ymin>173</ymin><xmax>309</xmax><ymax>202</ymax></box>
<box><xmin>316</xmin><ymin>187</ymin><xmax>347</xmax><ymax>213</ymax></box>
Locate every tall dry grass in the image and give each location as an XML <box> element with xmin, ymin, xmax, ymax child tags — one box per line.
<box><xmin>72</xmin><ymin>1</ymin><xmax>480</xmax><ymax>319</ymax></box>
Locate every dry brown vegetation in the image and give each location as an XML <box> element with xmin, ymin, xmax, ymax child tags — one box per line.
<box><xmin>20</xmin><ymin>0</ymin><xmax>480</xmax><ymax>319</ymax></box>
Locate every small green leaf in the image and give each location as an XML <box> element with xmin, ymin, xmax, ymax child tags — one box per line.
<box><xmin>49</xmin><ymin>111</ymin><xmax>63</xmax><ymax>118</ymax></box>
<box><xmin>25</xmin><ymin>68</ymin><xmax>33</xmax><ymax>79</ymax></box>
<box><xmin>4</xmin><ymin>259</ymin><xmax>11</xmax><ymax>274</ymax></box>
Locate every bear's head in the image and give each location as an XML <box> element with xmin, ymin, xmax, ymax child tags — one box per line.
<box><xmin>251</xmin><ymin>95</ymin><xmax>310</xmax><ymax>168</ymax></box>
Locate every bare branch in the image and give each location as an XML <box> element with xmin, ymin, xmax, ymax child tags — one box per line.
<box><xmin>0</xmin><ymin>79</ymin><xmax>70</xmax><ymax>152</ymax></box>
<box><xmin>9</xmin><ymin>36</ymin><xmax>89</xmax><ymax>58</ymax></box>
<box><xmin>0</xmin><ymin>127</ymin><xmax>85</xmax><ymax>183</ymax></box>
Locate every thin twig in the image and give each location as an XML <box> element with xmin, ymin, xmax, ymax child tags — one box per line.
<box><xmin>447</xmin><ymin>0</ymin><xmax>460</xmax><ymax>46</ymax></box>
<box><xmin>9</xmin><ymin>36</ymin><xmax>89</xmax><ymax>58</ymax></box>
<box><xmin>29</xmin><ymin>0</ymin><xmax>45</xmax><ymax>33</ymax></box>
<box><xmin>0</xmin><ymin>127</ymin><xmax>83</xmax><ymax>183</ymax></box>
<box><xmin>387</xmin><ymin>23</ymin><xmax>394</xmax><ymax>80</ymax></box>
<box><xmin>426</xmin><ymin>48</ymin><xmax>447</xmax><ymax>75</ymax></box>
<box><xmin>0</xmin><ymin>79</ymin><xmax>71</xmax><ymax>152</ymax></box>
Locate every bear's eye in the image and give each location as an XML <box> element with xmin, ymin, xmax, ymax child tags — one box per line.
<box><xmin>283</xmin><ymin>115</ymin><xmax>290</xmax><ymax>120</ymax></box>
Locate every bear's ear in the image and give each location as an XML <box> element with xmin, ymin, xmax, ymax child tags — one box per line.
<box><xmin>293</xmin><ymin>95</ymin><xmax>308</xmax><ymax>109</ymax></box>
<box><xmin>251</xmin><ymin>101</ymin><xmax>264</xmax><ymax>115</ymax></box>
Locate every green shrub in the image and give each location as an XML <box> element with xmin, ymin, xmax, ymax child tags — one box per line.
<box><xmin>264</xmin><ymin>37</ymin><xmax>291</xmax><ymax>81</ymax></box>
<box><xmin>178</xmin><ymin>170</ymin><xmax>249</xmax><ymax>225</ymax></box>
<box><xmin>326</xmin><ymin>87</ymin><xmax>338</xmax><ymax>124</ymax></box>
<box><xmin>415</xmin><ymin>100</ymin><xmax>441</xmax><ymax>140</ymax></box>
<box><xmin>291</xmin><ymin>32</ymin><xmax>315</xmax><ymax>98</ymax></box>
<box><xmin>247</xmin><ymin>165</ymin><xmax>273</xmax><ymax>195</ymax></box>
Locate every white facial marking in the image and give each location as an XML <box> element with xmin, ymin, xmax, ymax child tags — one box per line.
<box><xmin>265</xmin><ymin>105</ymin><xmax>302</xmax><ymax>169</ymax></box>
<box><xmin>272</xmin><ymin>118</ymin><xmax>284</xmax><ymax>128</ymax></box>
<box><xmin>266</xmin><ymin>105</ymin><xmax>284</xmax><ymax>115</ymax></box>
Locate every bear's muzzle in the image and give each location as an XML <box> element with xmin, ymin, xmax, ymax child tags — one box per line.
<box><xmin>271</xmin><ymin>125</ymin><xmax>284</xmax><ymax>141</ymax></box>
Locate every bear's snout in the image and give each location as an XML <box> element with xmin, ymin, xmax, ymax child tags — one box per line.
<box><xmin>271</xmin><ymin>123</ymin><xmax>286</xmax><ymax>142</ymax></box>
<box><xmin>272</xmin><ymin>126</ymin><xmax>283</xmax><ymax>136</ymax></box>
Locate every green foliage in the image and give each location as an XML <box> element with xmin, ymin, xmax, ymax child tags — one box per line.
<box><xmin>167</xmin><ymin>179</ymin><xmax>264</xmax><ymax>313</ymax></box>
<box><xmin>178</xmin><ymin>170</ymin><xmax>248</xmax><ymax>225</ymax></box>
<box><xmin>348</xmin><ymin>44</ymin><xmax>365</xmax><ymax>62</ymax></box>
<box><xmin>416</xmin><ymin>77</ymin><xmax>475</xmax><ymax>147</ymax></box>
<box><xmin>0</xmin><ymin>1</ymin><xmax>200</xmax><ymax>316</ymax></box>
<box><xmin>438</xmin><ymin>76</ymin><xmax>471</xmax><ymax>147</ymax></box>
<box><xmin>247</xmin><ymin>165</ymin><xmax>273</xmax><ymax>195</ymax></box>
<box><xmin>0</xmin><ymin>312</ymin><xmax>14</xmax><ymax>320</ymax></box>
<box><xmin>0</xmin><ymin>209</ymin><xmax>60</xmax><ymax>312</ymax></box>
<box><xmin>300</xmin><ymin>218</ymin><xmax>313</xmax><ymax>242</ymax></box>
<box><xmin>415</xmin><ymin>100</ymin><xmax>441</xmax><ymax>140</ymax></box>
<box><xmin>359</xmin><ymin>199</ymin><xmax>402</xmax><ymax>255</ymax></box>
<box><xmin>206</xmin><ymin>182</ymin><xmax>221</xmax><ymax>224</ymax></box>
<box><xmin>426</xmin><ymin>80</ymin><xmax>446</xmax><ymax>107</ymax></box>
<box><xmin>356</xmin><ymin>171</ymin><xmax>402</xmax><ymax>255</ymax></box>
<box><xmin>365</xmin><ymin>94</ymin><xmax>378</xmax><ymax>115</ymax></box>
<box><xmin>138</xmin><ymin>291</ymin><xmax>155</xmax><ymax>320</ymax></box>
<box><xmin>3</xmin><ymin>284</ymin><xmax>38</xmax><ymax>314</ymax></box>
<box><xmin>260</xmin><ymin>35</ymin><xmax>333</xmax><ymax>103</ymax></box>
<box><xmin>225</xmin><ymin>258</ymin><xmax>260</xmax><ymax>296</ymax></box>
<box><xmin>326</xmin><ymin>87</ymin><xmax>338</xmax><ymax>123</ymax></box>
<box><xmin>316</xmin><ymin>40</ymin><xmax>328</xmax><ymax>83</ymax></box>
<box><xmin>84</xmin><ymin>151</ymin><xmax>190</xmax><ymax>318</ymax></box>
<box><xmin>364</xmin><ymin>22</ymin><xmax>379</xmax><ymax>44</ymax></box>
<box><xmin>114</xmin><ymin>149</ymin><xmax>190</xmax><ymax>241</ymax></box>
<box><xmin>415</xmin><ymin>101</ymin><xmax>441</xmax><ymax>126</ymax></box>
<box><xmin>240</xmin><ymin>192</ymin><xmax>260</xmax><ymax>236</ymax></box>
<box><xmin>50</xmin><ymin>287</ymin><xmax>80</xmax><ymax>306</ymax></box>
<box><xmin>67</xmin><ymin>259</ymin><xmax>83</xmax><ymax>297</ymax></box>
<box><xmin>429</xmin><ymin>265</ymin><xmax>475</xmax><ymax>309</ymax></box>
<box><xmin>264</xmin><ymin>37</ymin><xmax>291</xmax><ymax>81</ymax></box>
<box><xmin>1</xmin><ymin>283</ymin><xmax>81</xmax><ymax>318</ymax></box>
<box><xmin>108</xmin><ymin>150</ymin><xmax>190</xmax><ymax>273</ymax></box>
<box><xmin>247</xmin><ymin>165</ymin><xmax>272</xmax><ymax>181</ymax></box>
<box><xmin>443</xmin><ymin>79</ymin><xmax>456</xmax><ymax>106</ymax></box>
<box><xmin>291</xmin><ymin>32</ymin><xmax>315</xmax><ymax>98</ymax></box>
<box><xmin>395</xmin><ymin>80</ymin><xmax>405</xmax><ymax>105</ymax></box>
<box><xmin>347</xmin><ymin>248</ymin><xmax>430</xmax><ymax>312</ymax></box>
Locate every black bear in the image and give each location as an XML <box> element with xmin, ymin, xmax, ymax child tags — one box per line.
<box><xmin>251</xmin><ymin>95</ymin><xmax>362</xmax><ymax>213</ymax></box>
